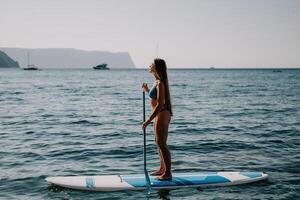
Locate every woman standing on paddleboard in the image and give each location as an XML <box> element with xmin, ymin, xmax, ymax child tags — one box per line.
<box><xmin>142</xmin><ymin>58</ymin><xmax>173</xmax><ymax>180</ymax></box>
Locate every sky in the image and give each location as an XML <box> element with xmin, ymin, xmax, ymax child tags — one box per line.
<box><xmin>0</xmin><ymin>0</ymin><xmax>299</xmax><ymax>68</ymax></box>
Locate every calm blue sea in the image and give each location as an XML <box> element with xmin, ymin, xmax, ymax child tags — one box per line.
<box><xmin>0</xmin><ymin>68</ymin><xmax>299</xmax><ymax>200</ymax></box>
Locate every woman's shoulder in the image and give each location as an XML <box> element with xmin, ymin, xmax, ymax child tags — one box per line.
<box><xmin>155</xmin><ymin>80</ymin><xmax>163</xmax><ymax>85</ymax></box>
<box><xmin>155</xmin><ymin>80</ymin><xmax>165</xmax><ymax>88</ymax></box>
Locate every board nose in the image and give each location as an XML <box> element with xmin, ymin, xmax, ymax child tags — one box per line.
<box><xmin>45</xmin><ymin>177</ymin><xmax>54</xmax><ymax>183</ymax></box>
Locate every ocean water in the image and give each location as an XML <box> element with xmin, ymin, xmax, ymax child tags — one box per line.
<box><xmin>0</xmin><ymin>68</ymin><xmax>299</xmax><ymax>200</ymax></box>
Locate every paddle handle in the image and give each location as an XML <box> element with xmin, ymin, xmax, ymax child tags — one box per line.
<box><xmin>143</xmin><ymin>91</ymin><xmax>151</xmax><ymax>194</ymax></box>
<box><xmin>143</xmin><ymin>91</ymin><xmax>146</xmax><ymax>122</ymax></box>
<box><xmin>143</xmin><ymin>92</ymin><xmax>148</xmax><ymax>170</ymax></box>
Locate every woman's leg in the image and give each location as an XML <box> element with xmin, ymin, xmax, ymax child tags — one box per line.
<box><xmin>155</xmin><ymin>111</ymin><xmax>172</xmax><ymax>180</ymax></box>
<box><xmin>151</xmin><ymin>118</ymin><xmax>165</xmax><ymax>175</ymax></box>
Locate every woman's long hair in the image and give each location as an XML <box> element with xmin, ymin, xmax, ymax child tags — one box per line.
<box><xmin>154</xmin><ymin>58</ymin><xmax>173</xmax><ymax>116</ymax></box>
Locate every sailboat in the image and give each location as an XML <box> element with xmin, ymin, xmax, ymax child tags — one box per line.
<box><xmin>23</xmin><ymin>52</ymin><xmax>39</xmax><ymax>70</ymax></box>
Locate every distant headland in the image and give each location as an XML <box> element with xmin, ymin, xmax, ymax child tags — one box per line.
<box><xmin>0</xmin><ymin>47</ymin><xmax>135</xmax><ymax>69</ymax></box>
<box><xmin>0</xmin><ymin>50</ymin><xmax>19</xmax><ymax>68</ymax></box>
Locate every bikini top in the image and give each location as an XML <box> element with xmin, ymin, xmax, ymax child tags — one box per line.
<box><xmin>149</xmin><ymin>83</ymin><xmax>157</xmax><ymax>100</ymax></box>
<box><xmin>148</xmin><ymin>82</ymin><xmax>171</xmax><ymax>113</ymax></box>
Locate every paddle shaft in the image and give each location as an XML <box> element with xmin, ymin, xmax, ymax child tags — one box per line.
<box><xmin>143</xmin><ymin>91</ymin><xmax>151</xmax><ymax>193</ymax></box>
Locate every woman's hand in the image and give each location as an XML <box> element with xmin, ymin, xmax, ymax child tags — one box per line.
<box><xmin>142</xmin><ymin>83</ymin><xmax>149</xmax><ymax>93</ymax></box>
<box><xmin>142</xmin><ymin>119</ymin><xmax>151</xmax><ymax>130</ymax></box>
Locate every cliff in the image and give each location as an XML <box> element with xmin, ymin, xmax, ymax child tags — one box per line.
<box><xmin>0</xmin><ymin>50</ymin><xmax>19</xmax><ymax>68</ymax></box>
<box><xmin>0</xmin><ymin>48</ymin><xmax>135</xmax><ymax>68</ymax></box>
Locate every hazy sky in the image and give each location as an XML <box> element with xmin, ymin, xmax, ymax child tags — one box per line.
<box><xmin>1</xmin><ymin>0</ymin><xmax>299</xmax><ymax>68</ymax></box>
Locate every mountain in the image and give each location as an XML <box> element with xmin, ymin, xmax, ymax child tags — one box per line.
<box><xmin>0</xmin><ymin>48</ymin><xmax>135</xmax><ymax>68</ymax></box>
<box><xmin>0</xmin><ymin>50</ymin><xmax>19</xmax><ymax>68</ymax></box>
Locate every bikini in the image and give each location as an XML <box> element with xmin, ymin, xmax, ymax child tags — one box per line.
<box><xmin>149</xmin><ymin>83</ymin><xmax>170</xmax><ymax>113</ymax></box>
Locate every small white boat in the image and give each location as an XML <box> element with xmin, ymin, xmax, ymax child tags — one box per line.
<box><xmin>23</xmin><ymin>52</ymin><xmax>39</xmax><ymax>70</ymax></box>
<box><xmin>93</xmin><ymin>64</ymin><xmax>109</xmax><ymax>70</ymax></box>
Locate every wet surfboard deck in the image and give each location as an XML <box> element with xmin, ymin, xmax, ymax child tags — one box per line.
<box><xmin>46</xmin><ymin>171</ymin><xmax>268</xmax><ymax>191</ymax></box>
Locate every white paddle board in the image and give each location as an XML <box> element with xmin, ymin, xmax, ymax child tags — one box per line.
<box><xmin>46</xmin><ymin>171</ymin><xmax>268</xmax><ymax>191</ymax></box>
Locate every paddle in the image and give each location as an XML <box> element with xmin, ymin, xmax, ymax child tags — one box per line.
<box><xmin>143</xmin><ymin>91</ymin><xmax>152</xmax><ymax>194</ymax></box>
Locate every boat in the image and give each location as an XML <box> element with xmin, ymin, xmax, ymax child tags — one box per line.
<box><xmin>93</xmin><ymin>64</ymin><xmax>109</xmax><ymax>70</ymax></box>
<box><xmin>23</xmin><ymin>52</ymin><xmax>39</xmax><ymax>70</ymax></box>
<box><xmin>24</xmin><ymin>64</ymin><xmax>39</xmax><ymax>70</ymax></box>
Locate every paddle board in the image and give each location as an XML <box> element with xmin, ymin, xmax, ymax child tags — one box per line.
<box><xmin>46</xmin><ymin>171</ymin><xmax>268</xmax><ymax>191</ymax></box>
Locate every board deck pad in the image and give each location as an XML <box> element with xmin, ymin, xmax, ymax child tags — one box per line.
<box><xmin>46</xmin><ymin>171</ymin><xmax>268</xmax><ymax>191</ymax></box>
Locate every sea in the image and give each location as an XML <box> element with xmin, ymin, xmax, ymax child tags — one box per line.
<box><xmin>0</xmin><ymin>68</ymin><xmax>299</xmax><ymax>200</ymax></box>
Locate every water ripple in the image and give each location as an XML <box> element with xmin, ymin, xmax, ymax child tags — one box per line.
<box><xmin>0</xmin><ymin>69</ymin><xmax>299</xmax><ymax>199</ymax></box>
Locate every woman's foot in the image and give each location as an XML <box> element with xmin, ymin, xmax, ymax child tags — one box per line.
<box><xmin>156</xmin><ymin>173</ymin><xmax>172</xmax><ymax>181</ymax></box>
<box><xmin>150</xmin><ymin>170</ymin><xmax>164</xmax><ymax>176</ymax></box>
